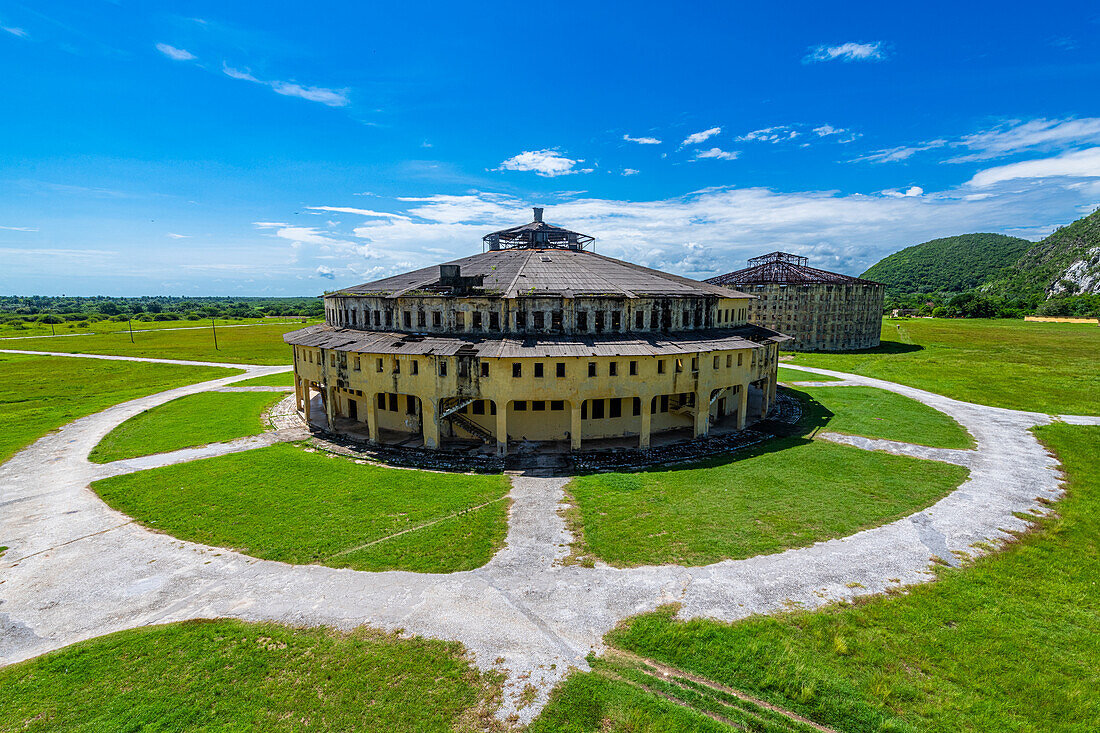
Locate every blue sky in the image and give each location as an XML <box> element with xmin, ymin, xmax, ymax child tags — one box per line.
<box><xmin>2</xmin><ymin>1</ymin><xmax>1099</xmax><ymax>296</ymax></box>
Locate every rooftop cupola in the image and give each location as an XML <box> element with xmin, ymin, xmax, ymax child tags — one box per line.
<box><xmin>483</xmin><ymin>207</ymin><xmax>594</xmax><ymax>251</ymax></box>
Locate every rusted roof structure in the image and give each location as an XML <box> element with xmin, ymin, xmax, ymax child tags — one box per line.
<box><xmin>286</xmin><ymin>322</ymin><xmax>789</xmax><ymax>358</ymax></box>
<box><xmin>483</xmin><ymin>207</ymin><xmax>595</xmax><ymax>251</ymax></box>
<box><xmin>334</xmin><ymin>247</ymin><xmax>749</xmax><ymax>300</ymax></box>
<box><xmin>708</xmin><ymin>251</ymin><xmax>882</xmax><ymax>287</ymax></box>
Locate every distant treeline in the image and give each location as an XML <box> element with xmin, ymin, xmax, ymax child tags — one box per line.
<box><xmin>884</xmin><ymin>290</ymin><xmax>1100</xmax><ymax>319</ymax></box>
<box><xmin>0</xmin><ymin>296</ymin><xmax>323</xmax><ymax>325</ymax></box>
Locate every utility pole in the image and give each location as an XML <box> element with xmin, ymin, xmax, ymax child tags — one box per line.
<box><xmin>211</xmin><ymin>317</ymin><xmax>219</xmax><ymax>350</ymax></box>
<box><xmin>128</xmin><ymin>317</ymin><xmax>134</xmax><ymax>343</ymax></box>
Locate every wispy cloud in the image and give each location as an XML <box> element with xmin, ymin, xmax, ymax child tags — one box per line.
<box><xmin>804</xmin><ymin>41</ymin><xmax>886</xmax><ymax>64</ymax></box>
<box><xmin>968</xmin><ymin>147</ymin><xmax>1100</xmax><ymax>187</ymax></box>
<box><xmin>737</xmin><ymin>126</ymin><xmax>800</xmax><ymax>143</ymax></box>
<box><xmin>306</xmin><ymin>206</ymin><xmax>411</xmax><ymax>220</ymax></box>
<box><xmin>496</xmin><ymin>149</ymin><xmax>589</xmax><ymax>177</ymax></box>
<box><xmin>222</xmin><ymin>63</ymin><xmax>349</xmax><ymax>107</ymax></box>
<box><xmin>0</xmin><ymin>225</ymin><xmax>38</xmax><ymax>232</ymax></box>
<box><xmin>949</xmin><ymin>117</ymin><xmax>1100</xmax><ymax>162</ymax></box>
<box><xmin>813</xmin><ymin>124</ymin><xmax>860</xmax><ymax>142</ymax></box>
<box><xmin>695</xmin><ymin>147</ymin><xmax>739</xmax><ymax>161</ymax></box>
<box><xmin>856</xmin><ymin>117</ymin><xmax>1100</xmax><ymax>165</ymax></box>
<box><xmin>156</xmin><ymin>43</ymin><xmax>196</xmax><ymax>61</ymax></box>
<box><xmin>3</xmin><ymin>26</ymin><xmax>28</xmax><ymax>38</ymax></box>
<box><xmin>316</xmin><ymin>265</ymin><xmax>336</xmax><ymax>279</ymax></box>
<box><xmin>623</xmin><ymin>133</ymin><xmax>662</xmax><ymax>145</ymax></box>
<box><xmin>622</xmin><ymin>168</ymin><xmax>640</xmax><ymax>176</ymax></box>
<box><xmin>682</xmin><ymin>127</ymin><xmax>721</xmax><ymax>146</ymax></box>
<box><xmin>853</xmin><ymin>140</ymin><xmax>947</xmax><ymax>164</ymax></box>
<box><xmin>166</xmin><ymin>233</ymin><xmax>190</xmax><ymax>239</ymax></box>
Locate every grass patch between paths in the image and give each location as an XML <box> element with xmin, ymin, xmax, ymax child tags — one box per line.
<box><xmin>232</xmin><ymin>371</ymin><xmax>295</xmax><ymax>386</ymax></box>
<box><xmin>777</xmin><ymin>366</ymin><xmax>840</xmax><ymax>383</ymax></box>
<box><xmin>0</xmin><ymin>619</ymin><xmax>502</xmax><ymax>732</ymax></box>
<box><xmin>565</xmin><ymin>436</ymin><xmax>967</xmax><ymax>567</ymax></box>
<box><xmin>92</xmin><ymin>443</ymin><xmax>511</xmax><ymax>573</ymax></box>
<box><xmin>536</xmin><ymin>423</ymin><xmax>1100</xmax><ymax>732</ymax></box>
<box><xmin>89</xmin><ymin>391</ymin><xmax>287</xmax><ymax>463</ymax></box>
<box><xmin>797</xmin><ymin>385</ymin><xmax>974</xmax><ymax>450</ymax></box>
<box><xmin>0</xmin><ymin>353</ymin><xmax>239</xmax><ymax>465</ymax></box>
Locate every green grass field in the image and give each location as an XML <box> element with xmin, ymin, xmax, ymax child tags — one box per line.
<box><xmin>0</xmin><ymin>353</ymin><xmax>239</xmax><ymax>465</ymax></box>
<box><xmin>89</xmin><ymin>391</ymin><xmax>287</xmax><ymax>463</ymax></box>
<box><xmin>232</xmin><ymin>371</ymin><xmax>295</xmax><ymax>386</ymax></box>
<box><xmin>0</xmin><ymin>620</ymin><xmax>501</xmax><ymax>732</ymax></box>
<box><xmin>0</xmin><ymin>321</ymin><xmax>306</xmax><ymax>365</ymax></box>
<box><xmin>565</xmin><ymin>437</ymin><xmax>966</xmax><ymax>567</ymax></box>
<box><xmin>0</xmin><ymin>317</ymin><xmax>314</xmax><ymax>339</ymax></box>
<box><xmin>796</xmin><ymin>385</ymin><xmax>974</xmax><ymax>449</ymax></box>
<box><xmin>535</xmin><ymin>423</ymin><xmax>1099</xmax><ymax>732</ymax></box>
<box><xmin>790</xmin><ymin>318</ymin><xmax>1100</xmax><ymax>415</ymax></box>
<box><xmin>92</xmin><ymin>444</ymin><xmax>511</xmax><ymax>573</ymax></box>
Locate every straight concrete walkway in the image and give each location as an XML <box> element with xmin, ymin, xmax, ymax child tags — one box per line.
<box><xmin>0</xmin><ymin>352</ymin><xmax>1085</xmax><ymax>724</ymax></box>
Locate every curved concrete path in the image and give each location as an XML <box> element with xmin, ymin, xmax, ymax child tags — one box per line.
<box><xmin>2</xmin><ymin>352</ymin><xmax>1098</xmax><ymax>725</ymax></box>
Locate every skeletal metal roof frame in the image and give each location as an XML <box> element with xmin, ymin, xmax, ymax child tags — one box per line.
<box><xmin>483</xmin><ymin>207</ymin><xmax>595</xmax><ymax>252</ymax></box>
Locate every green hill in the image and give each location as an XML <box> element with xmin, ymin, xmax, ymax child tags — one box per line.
<box><xmin>984</xmin><ymin>208</ymin><xmax>1100</xmax><ymax>299</ymax></box>
<box><xmin>861</xmin><ymin>233</ymin><xmax>1033</xmax><ymax>294</ymax></box>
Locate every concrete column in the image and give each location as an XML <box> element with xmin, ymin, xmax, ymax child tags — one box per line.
<box><xmin>294</xmin><ymin>374</ymin><xmax>303</xmax><ymax>411</ymax></box>
<box><xmin>365</xmin><ymin>393</ymin><xmax>379</xmax><ymax>443</ymax></box>
<box><xmin>570</xmin><ymin>402</ymin><xmax>582</xmax><ymax>451</ymax></box>
<box><xmin>693</xmin><ymin>390</ymin><xmax>710</xmax><ymax>438</ymax></box>
<box><xmin>638</xmin><ymin>401</ymin><xmax>652</xmax><ymax>449</ymax></box>
<box><xmin>737</xmin><ymin>384</ymin><xmax>747</xmax><ymax>430</ymax></box>
<box><xmin>495</xmin><ymin>404</ymin><xmax>508</xmax><ymax>456</ymax></box>
<box><xmin>325</xmin><ymin>384</ymin><xmax>336</xmax><ymax>428</ymax></box>
<box><xmin>421</xmin><ymin>397</ymin><xmax>440</xmax><ymax>449</ymax></box>
<box><xmin>303</xmin><ymin>381</ymin><xmax>312</xmax><ymax>424</ymax></box>
<box><xmin>760</xmin><ymin>379</ymin><xmax>769</xmax><ymax>418</ymax></box>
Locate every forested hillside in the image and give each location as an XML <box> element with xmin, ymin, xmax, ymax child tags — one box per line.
<box><xmin>984</xmin><ymin>208</ymin><xmax>1100</xmax><ymax>300</ymax></box>
<box><xmin>861</xmin><ymin>233</ymin><xmax>1032</xmax><ymax>294</ymax></box>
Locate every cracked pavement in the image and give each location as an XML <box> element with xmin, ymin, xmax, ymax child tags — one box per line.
<box><xmin>1</xmin><ymin>352</ymin><xmax>1097</xmax><ymax>724</ymax></box>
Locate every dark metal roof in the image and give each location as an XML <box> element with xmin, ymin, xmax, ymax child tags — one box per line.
<box><xmin>332</xmin><ymin>248</ymin><xmax>751</xmax><ymax>300</ymax></box>
<box><xmin>285</xmin><ymin>323</ymin><xmax>789</xmax><ymax>358</ymax></box>
<box><xmin>708</xmin><ymin>251</ymin><xmax>883</xmax><ymax>287</ymax></box>
<box><xmin>483</xmin><ymin>207</ymin><xmax>594</xmax><ymax>251</ymax></box>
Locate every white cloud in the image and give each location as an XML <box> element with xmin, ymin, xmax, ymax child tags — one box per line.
<box><xmin>166</xmin><ymin>233</ymin><xmax>190</xmax><ymax>239</ymax></box>
<box><xmin>695</xmin><ymin>148</ymin><xmax>740</xmax><ymax>161</ymax></box>
<box><xmin>623</xmin><ymin>133</ymin><xmax>662</xmax><ymax>145</ymax></box>
<box><xmin>221</xmin><ymin>63</ymin><xmax>348</xmax><ymax>107</ymax></box>
<box><xmin>622</xmin><ymin>168</ymin><xmax>640</xmax><ymax>176</ymax></box>
<box><xmin>316</xmin><ymin>265</ymin><xmax>336</xmax><ymax>279</ymax></box>
<box><xmin>853</xmin><ymin>140</ymin><xmax>947</xmax><ymax>164</ymax></box>
<box><xmin>812</xmin><ymin>124</ymin><xmax>860</xmax><ymax>142</ymax></box>
<box><xmin>496</xmin><ymin>150</ymin><xmax>585</xmax><ymax>177</ymax></box>
<box><xmin>968</xmin><ymin>147</ymin><xmax>1100</xmax><ymax>187</ymax></box>
<box><xmin>737</xmin><ymin>126</ymin><xmax>799</xmax><ymax>144</ymax></box>
<box><xmin>882</xmin><ymin>186</ymin><xmax>924</xmax><ymax>198</ymax></box>
<box><xmin>222</xmin><ymin>64</ymin><xmax>259</xmax><ymax>82</ymax></box>
<box><xmin>949</xmin><ymin>117</ymin><xmax>1100</xmax><ymax>162</ymax></box>
<box><xmin>3</xmin><ymin>26</ymin><xmax>28</xmax><ymax>38</ymax></box>
<box><xmin>0</xmin><ymin>225</ymin><xmax>37</xmax><ymax>231</ymax></box>
<box><xmin>804</xmin><ymin>41</ymin><xmax>886</xmax><ymax>63</ymax></box>
<box><xmin>306</xmin><ymin>206</ymin><xmax>411</xmax><ymax>220</ymax></box>
<box><xmin>156</xmin><ymin>43</ymin><xmax>196</xmax><ymax>61</ymax></box>
<box><xmin>682</xmin><ymin>127</ymin><xmax>721</xmax><ymax>146</ymax></box>
<box><xmin>270</xmin><ymin>81</ymin><xmax>349</xmax><ymax>107</ymax></box>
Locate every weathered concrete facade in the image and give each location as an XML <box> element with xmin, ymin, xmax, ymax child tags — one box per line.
<box><xmin>286</xmin><ymin>210</ymin><xmax>789</xmax><ymax>454</ymax></box>
<box><xmin>708</xmin><ymin>252</ymin><xmax>885</xmax><ymax>352</ymax></box>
